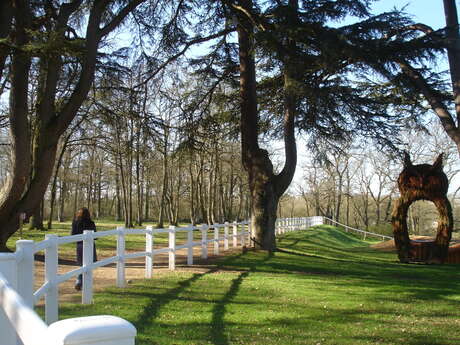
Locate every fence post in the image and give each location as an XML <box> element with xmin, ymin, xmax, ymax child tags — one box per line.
<box><xmin>82</xmin><ymin>230</ymin><xmax>94</xmax><ymax>304</ymax></box>
<box><xmin>169</xmin><ymin>226</ymin><xmax>176</xmax><ymax>270</ymax></box>
<box><xmin>145</xmin><ymin>226</ymin><xmax>153</xmax><ymax>279</ymax></box>
<box><xmin>48</xmin><ymin>315</ymin><xmax>137</xmax><ymax>345</ymax></box>
<box><xmin>116</xmin><ymin>226</ymin><xmax>126</xmax><ymax>288</ymax></box>
<box><xmin>16</xmin><ymin>240</ymin><xmax>35</xmax><ymax>308</ymax></box>
<box><xmin>201</xmin><ymin>225</ymin><xmax>208</xmax><ymax>259</ymax></box>
<box><xmin>224</xmin><ymin>222</ymin><xmax>229</xmax><ymax>251</ymax></box>
<box><xmin>0</xmin><ymin>253</ymin><xmax>18</xmax><ymax>345</ymax></box>
<box><xmin>214</xmin><ymin>226</ymin><xmax>219</xmax><ymax>255</ymax></box>
<box><xmin>187</xmin><ymin>227</ymin><xmax>193</xmax><ymax>266</ymax></box>
<box><xmin>45</xmin><ymin>234</ymin><xmax>59</xmax><ymax>324</ymax></box>
<box><xmin>233</xmin><ymin>222</ymin><xmax>238</xmax><ymax>248</ymax></box>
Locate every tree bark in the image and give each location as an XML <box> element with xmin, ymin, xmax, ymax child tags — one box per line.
<box><xmin>158</xmin><ymin>124</ymin><xmax>169</xmax><ymax>227</ymax></box>
<box><xmin>235</xmin><ymin>0</ymin><xmax>298</xmax><ymax>251</ymax></box>
<box><xmin>0</xmin><ymin>0</ymin><xmax>13</xmax><ymax>85</ymax></box>
<box><xmin>48</xmin><ymin>139</ymin><xmax>69</xmax><ymax>229</ymax></box>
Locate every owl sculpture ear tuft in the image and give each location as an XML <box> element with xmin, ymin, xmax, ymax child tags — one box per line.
<box><xmin>403</xmin><ymin>151</ymin><xmax>412</xmax><ymax>168</ymax></box>
<box><xmin>432</xmin><ymin>153</ymin><xmax>444</xmax><ymax>171</ymax></box>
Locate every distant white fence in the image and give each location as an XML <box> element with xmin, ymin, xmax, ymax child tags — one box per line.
<box><xmin>275</xmin><ymin>216</ymin><xmax>324</xmax><ymax>235</ymax></box>
<box><xmin>0</xmin><ymin>217</ymin><xmax>330</xmax><ymax>345</ymax></box>
<box><xmin>323</xmin><ymin>217</ymin><xmax>393</xmax><ymax>241</ymax></box>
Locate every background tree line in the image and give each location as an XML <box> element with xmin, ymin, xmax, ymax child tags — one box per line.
<box><xmin>0</xmin><ymin>60</ymin><xmax>250</xmax><ymax>229</ymax></box>
<box><xmin>0</xmin><ymin>0</ymin><xmax>459</xmax><ymax>251</ymax></box>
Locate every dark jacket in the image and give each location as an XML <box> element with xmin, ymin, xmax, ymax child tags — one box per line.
<box><xmin>71</xmin><ymin>219</ymin><xmax>96</xmax><ymax>236</ymax></box>
<box><xmin>71</xmin><ymin>219</ymin><xmax>97</xmax><ymax>266</ymax></box>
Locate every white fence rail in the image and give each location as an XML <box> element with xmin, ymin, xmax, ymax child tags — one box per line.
<box><xmin>0</xmin><ymin>216</ymin><xmax>336</xmax><ymax>345</ymax></box>
<box><xmin>323</xmin><ymin>217</ymin><xmax>393</xmax><ymax>241</ymax></box>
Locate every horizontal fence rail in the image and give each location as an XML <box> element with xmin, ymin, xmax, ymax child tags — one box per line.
<box><xmin>323</xmin><ymin>217</ymin><xmax>393</xmax><ymax>241</ymax></box>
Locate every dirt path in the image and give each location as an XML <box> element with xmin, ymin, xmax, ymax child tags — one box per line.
<box><xmin>34</xmin><ymin>242</ymin><xmax>243</xmax><ymax>306</ymax></box>
<box><xmin>371</xmin><ymin>236</ymin><xmax>460</xmax><ymax>252</ymax></box>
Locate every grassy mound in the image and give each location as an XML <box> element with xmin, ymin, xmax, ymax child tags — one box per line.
<box><xmin>56</xmin><ymin>225</ymin><xmax>460</xmax><ymax>345</ymax></box>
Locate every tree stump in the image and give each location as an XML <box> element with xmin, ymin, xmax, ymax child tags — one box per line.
<box><xmin>391</xmin><ymin>153</ymin><xmax>453</xmax><ymax>264</ymax></box>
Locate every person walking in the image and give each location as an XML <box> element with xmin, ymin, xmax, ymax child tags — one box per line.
<box><xmin>71</xmin><ymin>207</ymin><xmax>97</xmax><ymax>290</ymax></box>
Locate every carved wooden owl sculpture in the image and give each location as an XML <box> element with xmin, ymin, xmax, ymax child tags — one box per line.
<box><xmin>392</xmin><ymin>152</ymin><xmax>453</xmax><ymax>264</ymax></box>
<box><xmin>398</xmin><ymin>153</ymin><xmax>448</xmax><ymax>200</ymax></box>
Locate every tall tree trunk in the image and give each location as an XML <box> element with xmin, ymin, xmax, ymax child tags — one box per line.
<box><xmin>158</xmin><ymin>129</ymin><xmax>169</xmax><ymax>227</ymax></box>
<box><xmin>444</xmin><ymin>0</ymin><xmax>460</xmax><ymax>142</ymax></box>
<box><xmin>29</xmin><ymin>198</ymin><xmax>45</xmax><ymax>230</ymax></box>
<box><xmin>335</xmin><ymin>175</ymin><xmax>343</xmax><ymax>221</ymax></box>
<box><xmin>72</xmin><ymin>146</ymin><xmax>83</xmax><ymax>217</ymax></box>
<box><xmin>47</xmin><ymin>138</ymin><xmax>69</xmax><ymax>229</ymax></box>
<box><xmin>346</xmin><ymin>169</ymin><xmax>351</xmax><ymax>225</ymax></box>
<box><xmin>135</xmin><ymin>150</ymin><xmax>143</xmax><ymax>226</ymax></box>
<box><xmin>189</xmin><ymin>157</ymin><xmax>196</xmax><ymax>225</ymax></box>
<box><xmin>198</xmin><ymin>156</ymin><xmax>206</xmax><ymax>223</ymax></box>
<box><xmin>144</xmin><ymin>179</ymin><xmax>150</xmax><ymax>221</ymax></box>
<box><xmin>235</xmin><ymin>0</ymin><xmax>298</xmax><ymax>251</ymax></box>
<box><xmin>58</xmin><ymin>177</ymin><xmax>66</xmax><ymax>222</ymax></box>
<box><xmin>96</xmin><ymin>165</ymin><xmax>102</xmax><ymax>219</ymax></box>
<box><xmin>115</xmin><ymin>171</ymin><xmax>122</xmax><ymax>221</ymax></box>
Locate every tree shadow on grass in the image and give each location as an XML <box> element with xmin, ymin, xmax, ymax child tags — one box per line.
<box><xmin>210</xmin><ymin>252</ymin><xmax>273</xmax><ymax>345</ymax></box>
<box><xmin>131</xmin><ymin>252</ymin><xmax>251</xmax><ymax>335</ymax></box>
<box><xmin>132</xmin><ymin>268</ymin><xmax>218</xmax><ymax>334</ymax></box>
<box><xmin>210</xmin><ymin>270</ymin><xmax>250</xmax><ymax>345</ymax></box>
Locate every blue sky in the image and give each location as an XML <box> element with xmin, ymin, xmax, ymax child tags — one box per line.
<box><xmin>371</xmin><ymin>1</ymin><xmax>447</xmax><ymax>30</ymax></box>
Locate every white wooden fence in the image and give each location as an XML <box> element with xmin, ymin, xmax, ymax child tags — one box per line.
<box><xmin>275</xmin><ymin>216</ymin><xmax>324</xmax><ymax>234</ymax></box>
<box><xmin>323</xmin><ymin>217</ymin><xmax>393</xmax><ymax>241</ymax></box>
<box><xmin>0</xmin><ymin>217</ymin><xmax>329</xmax><ymax>345</ymax></box>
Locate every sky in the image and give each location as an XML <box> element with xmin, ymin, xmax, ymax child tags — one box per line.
<box><xmin>371</xmin><ymin>1</ymin><xmax>447</xmax><ymax>30</ymax></box>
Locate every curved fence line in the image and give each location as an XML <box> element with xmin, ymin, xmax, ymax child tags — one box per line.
<box><xmin>322</xmin><ymin>217</ymin><xmax>393</xmax><ymax>241</ymax></box>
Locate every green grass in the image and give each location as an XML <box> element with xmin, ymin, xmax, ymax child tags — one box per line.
<box><xmin>47</xmin><ymin>225</ymin><xmax>460</xmax><ymax>345</ymax></box>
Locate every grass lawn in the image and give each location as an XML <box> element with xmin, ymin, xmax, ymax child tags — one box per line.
<box><xmin>46</xmin><ymin>225</ymin><xmax>460</xmax><ymax>345</ymax></box>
